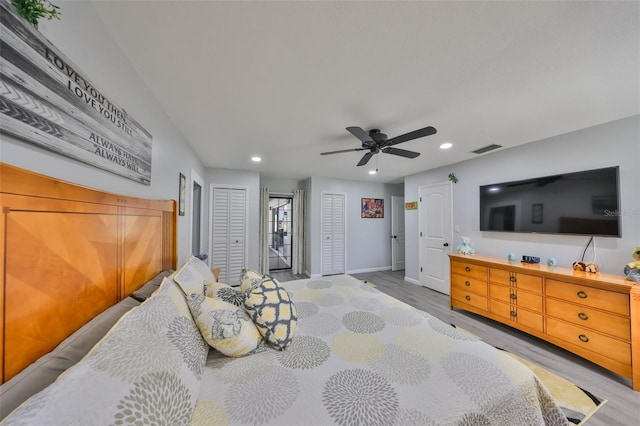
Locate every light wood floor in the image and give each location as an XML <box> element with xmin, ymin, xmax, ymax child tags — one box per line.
<box><xmin>270</xmin><ymin>269</ymin><xmax>640</xmax><ymax>426</ymax></box>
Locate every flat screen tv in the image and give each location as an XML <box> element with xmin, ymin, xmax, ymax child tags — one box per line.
<box><xmin>479</xmin><ymin>166</ymin><xmax>620</xmax><ymax>237</ymax></box>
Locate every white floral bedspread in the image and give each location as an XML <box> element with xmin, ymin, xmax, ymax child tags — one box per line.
<box><xmin>192</xmin><ymin>275</ymin><xmax>567</xmax><ymax>426</ymax></box>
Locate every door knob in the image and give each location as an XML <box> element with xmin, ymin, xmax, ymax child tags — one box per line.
<box><xmin>443</xmin><ymin>242</ymin><xmax>449</xmax><ymax>247</ymax></box>
<box><xmin>392</xmin><ymin>235</ymin><xmax>397</xmax><ymax>239</ymax></box>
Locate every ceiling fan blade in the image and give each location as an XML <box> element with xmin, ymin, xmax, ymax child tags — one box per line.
<box><xmin>357</xmin><ymin>152</ymin><xmax>374</xmax><ymax>166</ymax></box>
<box><xmin>382</xmin><ymin>147</ymin><xmax>421</xmax><ymax>159</ymax></box>
<box><xmin>321</xmin><ymin>147</ymin><xmax>366</xmax><ymax>155</ymax></box>
<box><xmin>384</xmin><ymin>126</ymin><xmax>437</xmax><ymax>147</ymax></box>
<box><xmin>346</xmin><ymin>126</ymin><xmax>374</xmax><ymax>143</ymax></box>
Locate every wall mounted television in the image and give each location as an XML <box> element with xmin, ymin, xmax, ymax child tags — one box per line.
<box><xmin>479</xmin><ymin>166</ymin><xmax>621</xmax><ymax>237</ymax></box>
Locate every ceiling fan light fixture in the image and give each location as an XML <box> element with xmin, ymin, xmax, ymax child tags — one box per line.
<box><xmin>440</xmin><ymin>142</ymin><xmax>453</xmax><ymax>150</ymax></box>
<box><xmin>368</xmin><ymin>169</ymin><xmax>378</xmax><ymax>175</ymax></box>
<box><xmin>251</xmin><ymin>156</ymin><xmax>262</xmax><ymax>162</ymax></box>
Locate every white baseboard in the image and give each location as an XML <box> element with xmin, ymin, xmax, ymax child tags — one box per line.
<box><xmin>404</xmin><ymin>276</ymin><xmax>420</xmax><ymax>286</ymax></box>
<box><xmin>346</xmin><ymin>266</ymin><xmax>392</xmax><ymax>275</ymax></box>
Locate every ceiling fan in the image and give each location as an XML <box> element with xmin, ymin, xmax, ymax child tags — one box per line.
<box><xmin>321</xmin><ymin>125</ymin><xmax>437</xmax><ymax>167</ymax></box>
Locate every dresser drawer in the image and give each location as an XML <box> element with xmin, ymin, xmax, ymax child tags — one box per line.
<box><xmin>546</xmin><ymin>317</ymin><xmax>631</xmax><ymax>365</ymax></box>
<box><xmin>491</xmin><ymin>299</ymin><xmax>543</xmax><ymax>331</ymax></box>
<box><xmin>489</xmin><ymin>284</ymin><xmax>543</xmax><ymax>312</ymax></box>
<box><xmin>451</xmin><ymin>286</ymin><xmax>487</xmax><ymax>311</ymax></box>
<box><xmin>546</xmin><ymin>280</ymin><xmax>629</xmax><ymax>316</ymax></box>
<box><xmin>451</xmin><ymin>261</ymin><xmax>487</xmax><ymax>280</ymax></box>
<box><xmin>489</xmin><ymin>268</ymin><xmax>542</xmax><ymax>293</ymax></box>
<box><xmin>546</xmin><ymin>298</ymin><xmax>630</xmax><ymax>341</ymax></box>
<box><xmin>451</xmin><ymin>274</ymin><xmax>487</xmax><ymax>296</ymax></box>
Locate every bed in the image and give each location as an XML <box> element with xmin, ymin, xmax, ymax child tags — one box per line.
<box><xmin>0</xmin><ymin>163</ymin><xmax>567</xmax><ymax>425</ymax></box>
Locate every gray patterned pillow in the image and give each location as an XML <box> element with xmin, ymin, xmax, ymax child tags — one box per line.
<box><xmin>239</xmin><ymin>268</ymin><xmax>266</xmax><ymax>293</ymax></box>
<box><xmin>204</xmin><ymin>280</ymin><xmax>246</xmax><ymax>307</ymax></box>
<box><xmin>187</xmin><ymin>294</ymin><xmax>261</xmax><ymax>357</ymax></box>
<box><xmin>243</xmin><ymin>277</ymin><xmax>298</xmax><ymax>350</ymax></box>
<box><xmin>174</xmin><ymin>256</ymin><xmax>215</xmax><ymax>296</ymax></box>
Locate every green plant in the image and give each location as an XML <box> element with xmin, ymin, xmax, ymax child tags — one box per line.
<box><xmin>12</xmin><ymin>0</ymin><xmax>60</xmax><ymax>28</ymax></box>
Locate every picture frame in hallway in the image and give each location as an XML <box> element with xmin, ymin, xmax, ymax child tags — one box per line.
<box><xmin>361</xmin><ymin>198</ymin><xmax>384</xmax><ymax>218</ymax></box>
<box><xmin>179</xmin><ymin>173</ymin><xmax>186</xmax><ymax>216</ymax></box>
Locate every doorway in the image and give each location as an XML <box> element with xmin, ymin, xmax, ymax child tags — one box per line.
<box><xmin>419</xmin><ymin>183</ymin><xmax>453</xmax><ymax>294</ymax></box>
<box><xmin>269</xmin><ymin>196</ymin><xmax>293</xmax><ymax>270</ymax></box>
<box><xmin>391</xmin><ymin>195</ymin><xmax>405</xmax><ymax>271</ymax></box>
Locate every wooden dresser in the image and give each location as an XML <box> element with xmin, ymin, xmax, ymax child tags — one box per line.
<box><xmin>449</xmin><ymin>253</ymin><xmax>640</xmax><ymax>391</ymax></box>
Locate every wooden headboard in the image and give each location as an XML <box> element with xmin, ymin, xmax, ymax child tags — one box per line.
<box><xmin>0</xmin><ymin>163</ymin><xmax>177</xmax><ymax>383</ymax></box>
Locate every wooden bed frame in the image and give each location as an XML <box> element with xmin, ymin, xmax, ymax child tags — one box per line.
<box><xmin>0</xmin><ymin>163</ymin><xmax>177</xmax><ymax>383</ymax></box>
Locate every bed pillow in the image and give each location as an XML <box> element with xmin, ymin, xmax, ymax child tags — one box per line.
<box><xmin>204</xmin><ymin>280</ymin><xmax>246</xmax><ymax>307</ymax></box>
<box><xmin>130</xmin><ymin>269</ymin><xmax>175</xmax><ymax>302</ymax></box>
<box><xmin>186</xmin><ymin>294</ymin><xmax>261</xmax><ymax>357</ymax></box>
<box><xmin>243</xmin><ymin>276</ymin><xmax>297</xmax><ymax>350</ymax></box>
<box><xmin>239</xmin><ymin>268</ymin><xmax>266</xmax><ymax>293</ymax></box>
<box><xmin>174</xmin><ymin>256</ymin><xmax>215</xmax><ymax>296</ymax></box>
<box><xmin>0</xmin><ymin>297</ymin><xmax>140</xmax><ymax>419</ymax></box>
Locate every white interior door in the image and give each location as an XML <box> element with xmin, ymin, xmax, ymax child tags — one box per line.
<box><xmin>321</xmin><ymin>192</ymin><xmax>345</xmax><ymax>276</ymax></box>
<box><xmin>211</xmin><ymin>187</ymin><xmax>247</xmax><ymax>285</ymax></box>
<box><xmin>391</xmin><ymin>196</ymin><xmax>405</xmax><ymax>271</ymax></box>
<box><xmin>419</xmin><ymin>183</ymin><xmax>452</xmax><ymax>294</ymax></box>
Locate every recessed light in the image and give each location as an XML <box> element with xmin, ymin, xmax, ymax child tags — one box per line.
<box><xmin>251</xmin><ymin>156</ymin><xmax>262</xmax><ymax>162</ymax></box>
<box><xmin>440</xmin><ymin>142</ymin><xmax>453</xmax><ymax>150</ymax></box>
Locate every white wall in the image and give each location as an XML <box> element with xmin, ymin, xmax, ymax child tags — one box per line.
<box><xmin>260</xmin><ymin>176</ymin><xmax>305</xmax><ymax>193</ymax></box>
<box><xmin>404</xmin><ymin>115</ymin><xmax>640</xmax><ymax>279</ymax></box>
<box><xmin>307</xmin><ymin>177</ymin><xmax>403</xmax><ymax>277</ymax></box>
<box><xmin>0</xmin><ymin>1</ymin><xmax>206</xmax><ymax>266</ymax></box>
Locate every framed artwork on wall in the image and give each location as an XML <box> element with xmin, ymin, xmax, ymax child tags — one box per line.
<box><xmin>361</xmin><ymin>198</ymin><xmax>384</xmax><ymax>218</ymax></box>
<box><xmin>179</xmin><ymin>173</ymin><xmax>186</xmax><ymax>216</ymax></box>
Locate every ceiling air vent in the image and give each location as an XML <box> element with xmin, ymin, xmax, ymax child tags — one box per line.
<box><xmin>471</xmin><ymin>144</ymin><xmax>502</xmax><ymax>154</ymax></box>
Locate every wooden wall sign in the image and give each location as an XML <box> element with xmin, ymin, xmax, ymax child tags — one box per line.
<box><xmin>0</xmin><ymin>1</ymin><xmax>152</xmax><ymax>185</ymax></box>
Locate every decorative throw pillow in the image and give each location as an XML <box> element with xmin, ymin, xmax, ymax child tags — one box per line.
<box><xmin>243</xmin><ymin>277</ymin><xmax>297</xmax><ymax>350</ymax></box>
<box><xmin>204</xmin><ymin>280</ymin><xmax>246</xmax><ymax>307</ymax></box>
<box><xmin>174</xmin><ymin>256</ymin><xmax>215</xmax><ymax>296</ymax></box>
<box><xmin>239</xmin><ymin>268</ymin><xmax>266</xmax><ymax>293</ymax></box>
<box><xmin>186</xmin><ymin>294</ymin><xmax>261</xmax><ymax>357</ymax></box>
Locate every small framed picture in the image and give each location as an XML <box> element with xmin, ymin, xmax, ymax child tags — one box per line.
<box><xmin>178</xmin><ymin>173</ymin><xmax>186</xmax><ymax>216</ymax></box>
<box><xmin>532</xmin><ymin>203</ymin><xmax>543</xmax><ymax>224</ymax></box>
<box><xmin>361</xmin><ymin>198</ymin><xmax>384</xmax><ymax>218</ymax></box>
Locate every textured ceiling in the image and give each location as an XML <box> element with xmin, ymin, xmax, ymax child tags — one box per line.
<box><xmin>92</xmin><ymin>1</ymin><xmax>640</xmax><ymax>183</ymax></box>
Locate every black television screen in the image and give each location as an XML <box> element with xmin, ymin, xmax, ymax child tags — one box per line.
<box><xmin>479</xmin><ymin>166</ymin><xmax>621</xmax><ymax>237</ymax></box>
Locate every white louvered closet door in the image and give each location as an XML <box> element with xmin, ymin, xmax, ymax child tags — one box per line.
<box><xmin>321</xmin><ymin>192</ymin><xmax>345</xmax><ymax>276</ymax></box>
<box><xmin>211</xmin><ymin>187</ymin><xmax>246</xmax><ymax>285</ymax></box>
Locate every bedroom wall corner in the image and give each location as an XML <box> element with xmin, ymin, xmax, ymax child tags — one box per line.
<box><xmin>0</xmin><ymin>1</ymin><xmax>206</xmax><ymax>266</ymax></box>
<box><xmin>403</xmin><ymin>115</ymin><xmax>640</xmax><ymax>282</ymax></box>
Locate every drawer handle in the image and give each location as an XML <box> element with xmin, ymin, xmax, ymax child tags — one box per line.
<box><xmin>578</xmin><ymin>334</ymin><xmax>589</xmax><ymax>343</ymax></box>
<box><xmin>510</xmin><ymin>293</ymin><xmax>517</xmax><ymax>300</ymax></box>
<box><xmin>577</xmin><ymin>290</ymin><xmax>588</xmax><ymax>299</ymax></box>
<box><xmin>510</xmin><ymin>310</ymin><xmax>517</xmax><ymax>317</ymax></box>
<box><xmin>465</xmin><ymin>266</ymin><xmax>471</xmax><ymax>272</ymax></box>
<box><xmin>577</xmin><ymin>312</ymin><xmax>589</xmax><ymax>321</ymax></box>
<box><xmin>465</xmin><ymin>281</ymin><xmax>471</xmax><ymax>286</ymax></box>
<box><xmin>509</xmin><ymin>276</ymin><xmax>516</xmax><ymax>282</ymax></box>
<box><xmin>465</xmin><ymin>295</ymin><xmax>471</xmax><ymax>301</ymax></box>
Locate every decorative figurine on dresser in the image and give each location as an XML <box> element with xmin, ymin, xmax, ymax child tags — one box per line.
<box><xmin>456</xmin><ymin>236</ymin><xmax>475</xmax><ymax>255</ymax></box>
<box><xmin>624</xmin><ymin>246</ymin><xmax>640</xmax><ymax>282</ymax></box>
